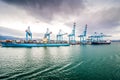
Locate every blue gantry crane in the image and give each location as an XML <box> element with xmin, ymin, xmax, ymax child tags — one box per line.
<box><xmin>25</xmin><ymin>26</ymin><xmax>32</xmax><ymax>41</ymax></box>
<box><xmin>78</xmin><ymin>24</ymin><xmax>87</xmax><ymax>44</ymax></box>
<box><xmin>90</xmin><ymin>32</ymin><xmax>111</xmax><ymax>42</ymax></box>
<box><xmin>44</xmin><ymin>28</ymin><xmax>52</xmax><ymax>42</ymax></box>
<box><xmin>56</xmin><ymin>29</ymin><xmax>67</xmax><ymax>42</ymax></box>
<box><xmin>90</xmin><ymin>32</ymin><xmax>99</xmax><ymax>42</ymax></box>
<box><xmin>68</xmin><ymin>23</ymin><xmax>76</xmax><ymax>44</ymax></box>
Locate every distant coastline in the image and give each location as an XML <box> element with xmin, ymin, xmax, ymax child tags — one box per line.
<box><xmin>111</xmin><ymin>40</ymin><xmax>120</xmax><ymax>42</ymax></box>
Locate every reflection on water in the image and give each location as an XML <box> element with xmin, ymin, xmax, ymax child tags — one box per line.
<box><xmin>0</xmin><ymin>43</ymin><xmax>120</xmax><ymax>80</ymax></box>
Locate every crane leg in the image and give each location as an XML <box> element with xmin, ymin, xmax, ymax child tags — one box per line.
<box><xmin>26</xmin><ymin>32</ymin><xmax>28</xmax><ymax>41</ymax></box>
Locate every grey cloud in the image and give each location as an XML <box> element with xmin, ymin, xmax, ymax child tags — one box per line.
<box><xmin>0</xmin><ymin>26</ymin><xmax>25</xmax><ymax>37</ymax></box>
<box><xmin>2</xmin><ymin>0</ymin><xmax>120</xmax><ymax>38</ymax></box>
<box><xmin>64</xmin><ymin>6</ymin><xmax>120</xmax><ymax>35</ymax></box>
<box><xmin>89</xmin><ymin>7</ymin><xmax>120</xmax><ymax>35</ymax></box>
<box><xmin>95</xmin><ymin>7</ymin><xmax>120</xmax><ymax>29</ymax></box>
<box><xmin>0</xmin><ymin>27</ymin><xmax>43</xmax><ymax>38</ymax></box>
<box><xmin>2</xmin><ymin>0</ymin><xmax>86</xmax><ymax>22</ymax></box>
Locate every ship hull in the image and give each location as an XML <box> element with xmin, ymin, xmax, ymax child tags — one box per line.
<box><xmin>1</xmin><ymin>42</ymin><xmax>70</xmax><ymax>47</ymax></box>
<box><xmin>91</xmin><ymin>42</ymin><xmax>111</xmax><ymax>45</ymax></box>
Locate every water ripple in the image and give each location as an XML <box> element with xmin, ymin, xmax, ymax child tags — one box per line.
<box><xmin>26</xmin><ymin>65</ymin><xmax>60</xmax><ymax>79</ymax></box>
<box><xmin>62</xmin><ymin>61</ymin><xmax>84</xmax><ymax>72</ymax></box>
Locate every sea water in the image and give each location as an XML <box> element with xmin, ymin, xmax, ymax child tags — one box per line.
<box><xmin>0</xmin><ymin>42</ymin><xmax>120</xmax><ymax>80</ymax></box>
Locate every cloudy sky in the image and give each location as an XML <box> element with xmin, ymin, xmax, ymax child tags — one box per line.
<box><xmin>0</xmin><ymin>0</ymin><xmax>120</xmax><ymax>40</ymax></box>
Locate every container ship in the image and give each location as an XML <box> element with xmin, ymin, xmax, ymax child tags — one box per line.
<box><xmin>91</xmin><ymin>40</ymin><xmax>111</xmax><ymax>45</ymax></box>
<box><xmin>0</xmin><ymin>40</ymin><xmax>69</xmax><ymax>47</ymax></box>
<box><xmin>89</xmin><ymin>32</ymin><xmax>111</xmax><ymax>45</ymax></box>
<box><xmin>0</xmin><ymin>27</ymin><xmax>71</xmax><ymax>47</ymax></box>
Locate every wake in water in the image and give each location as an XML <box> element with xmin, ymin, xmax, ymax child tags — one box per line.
<box><xmin>3</xmin><ymin>65</ymin><xmax>60</xmax><ymax>80</ymax></box>
<box><xmin>62</xmin><ymin>61</ymin><xmax>84</xmax><ymax>72</ymax></box>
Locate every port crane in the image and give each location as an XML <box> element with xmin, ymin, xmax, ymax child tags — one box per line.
<box><xmin>44</xmin><ymin>28</ymin><xmax>52</xmax><ymax>42</ymax></box>
<box><xmin>56</xmin><ymin>29</ymin><xmax>67</xmax><ymax>42</ymax></box>
<box><xmin>25</xmin><ymin>26</ymin><xmax>32</xmax><ymax>41</ymax></box>
<box><xmin>68</xmin><ymin>23</ymin><xmax>76</xmax><ymax>44</ymax></box>
<box><xmin>78</xmin><ymin>24</ymin><xmax>87</xmax><ymax>44</ymax></box>
<box><xmin>90</xmin><ymin>32</ymin><xmax>111</xmax><ymax>42</ymax></box>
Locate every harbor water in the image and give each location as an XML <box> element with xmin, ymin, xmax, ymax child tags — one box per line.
<box><xmin>0</xmin><ymin>42</ymin><xmax>120</xmax><ymax>80</ymax></box>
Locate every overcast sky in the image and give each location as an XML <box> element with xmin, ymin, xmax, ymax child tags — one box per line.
<box><xmin>0</xmin><ymin>0</ymin><xmax>120</xmax><ymax>40</ymax></box>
